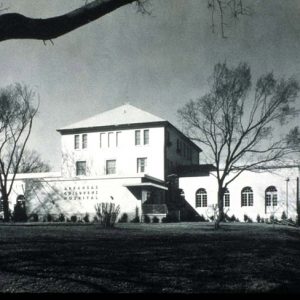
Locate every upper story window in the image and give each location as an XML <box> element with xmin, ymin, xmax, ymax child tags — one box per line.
<box><xmin>195</xmin><ymin>188</ymin><xmax>207</xmax><ymax>207</ymax></box>
<box><xmin>265</xmin><ymin>186</ymin><xmax>278</xmax><ymax>207</ymax></box>
<box><xmin>241</xmin><ymin>187</ymin><xmax>254</xmax><ymax>207</ymax></box>
<box><xmin>106</xmin><ymin>160</ymin><xmax>116</xmax><ymax>175</ymax></box>
<box><xmin>74</xmin><ymin>134</ymin><xmax>87</xmax><ymax>150</ymax></box>
<box><xmin>100</xmin><ymin>133</ymin><xmax>105</xmax><ymax>148</ymax></box>
<box><xmin>82</xmin><ymin>134</ymin><xmax>87</xmax><ymax>149</ymax></box>
<box><xmin>74</xmin><ymin>135</ymin><xmax>80</xmax><ymax>150</ymax></box>
<box><xmin>137</xmin><ymin>158</ymin><xmax>147</xmax><ymax>173</ymax></box>
<box><xmin>76</xmin><ymin>161</ymin><xmax>86</xmax><ymax>176</ymax></box>
<box><xmin>144</xmin><ymin>130</ymin><xmax>149</xmax><ymax>145</ymax></box>
<box><xmin>108</xmin><ymin>132</ymin><xmax>114</xmax><ymax>148</ymax></box>
<box><xmin>135</xmin><ymin>130</ymin><xmax>141</xmax><ymax>146</ymax></box>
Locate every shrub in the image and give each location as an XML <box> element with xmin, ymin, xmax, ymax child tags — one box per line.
<box><xmin>70</xmin><ymin>215</ymin><xmax>77</xmax><ymax>223</ymax></box>
<box><xmin>47</xmin><ymin>214</ymin><xmax>53</xmax><ymax>222</ymax></box>
<box><xmin>130</xmin><ymin>216</ymin><xmax>140</xmax><ymax>223</ymax></box>
<box><xmin>256</xmin><ymin>214</ymin><xmax>261</xmax><ymax>223</ymax></box>
<box><xmin>163</xmin><ymin>213</ymin><xmax>180</xmax><ymax>223</ymax></box>
<box><xmin>244</xmin><ymin>214</ymin><xmax>253</xmax><ymax>223</ymax></box>
<box><xmin>83</xmin><ymin>213</ymin><xmax>90</xmax><ymax>223</ymax></box>
<box><xmin>58</xmin><ymin>213</ymin><xmax>65</xmax><ymax>222</ymax></box>
<box><xmin>31</xmin><ymin>213</ymin><xmax>39</xmax><ymax>222</ymax></box>
<box><xmin>281</xmin><ymin>211</ymin><xmax>287</xmax><ymax>221</ymax></box>
<box><xmin>95</xmin><ymin>202</ymin><xmax>120</xmax><ymax>228</ymax></box>
<box><xmin>13</xmin><ymin>202</ymin><xmax>27</xmax><ymax>222</ymax></box>
<box><xmin>152</xmin><ymin>216</ymin><xmax>159</xmax><ymax>223</ymax></box>
<box><xmin>143</xmin><ymin>214</ymin><xmax>151</xmax><ymax>223</ymax></box>
<box><xmin>119</xmin><ymin>213</ymin><xmax>128</xmax><ymax>223</ymax></box>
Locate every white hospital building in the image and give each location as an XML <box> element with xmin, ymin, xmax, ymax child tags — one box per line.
<box><xmin>2</xmin><ymin>104</ymin><xmax>300</xmax><ymax>223</ymax></box>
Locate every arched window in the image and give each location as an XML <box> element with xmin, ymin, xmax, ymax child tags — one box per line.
<box><xmin>223</xmin><ymin>188</ymin><xmax>230</xmax><ymax>207</ymax></box>
<box><xmin>196</xmin><ymin>188</ymin><xmax>207</xmax><ymax>207</ymax></box>
<box><xmin>265</xmin><ymin>186</ymin><xmax>278</xmax><ymax>207</ymax></box>
<box><xmin>241</xmin><ymin>187</ymin><xmax>253</xmax><ymax>207</ymax></box>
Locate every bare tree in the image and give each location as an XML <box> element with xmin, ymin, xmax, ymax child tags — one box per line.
<box><xmin>0</xmin><ymin>84</ymin><xmax>38</xmax><ymax>222</ymax></box>
<box><xmin>178</xmin><ymin>62</ymin><xmax>299</xmax><ymax>229</ymax></box>
<box><xmin>0</xmin><ymin>0</ymin><xmax>247</xmax><ymax>43</ymax></box>
<box><xmin>12</xmin><ymin>147</ymin><xmax>51</xmax><ymax>174</ymax></box>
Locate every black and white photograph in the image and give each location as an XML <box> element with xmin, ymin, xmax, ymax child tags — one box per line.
<box><xmin>0</xmin><ymin>0</ymin><xmax>300</xmax><ymax>294</ymax></box>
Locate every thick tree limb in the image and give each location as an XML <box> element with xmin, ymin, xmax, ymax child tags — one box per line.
<box><xmin>0</xmin><ymin>0</ymin><xmax>136</xmax><ymax>42</ymax></box>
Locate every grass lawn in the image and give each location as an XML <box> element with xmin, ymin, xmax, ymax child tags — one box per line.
<box><xmin>0</xmin><ymin>222</ymin><xmax>300</xmax><ymax>293</ymax></box>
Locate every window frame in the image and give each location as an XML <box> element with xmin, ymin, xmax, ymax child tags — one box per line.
<box><xmin>195</xmin><ymin>188</ymin><xmax>208</xmax><ymax>208</ymax></box>
<box><xmin>106</xmin><ymin>160</ymin><xmax>116</xmax><ymax>175</ymax></box>
<box><xmin>76</xmin><ymin>161</ymin><xmax>87</xmax><ymax>176</ymax></box>
<box><xmin>241</xmin><ymin>187</ymin><xmax>254</xmax><ymax>207</ymax></box>
<box><xmin>137</xmin><ymin>157</ymin><xmax>147</xmax><ymax>173</ymax></box>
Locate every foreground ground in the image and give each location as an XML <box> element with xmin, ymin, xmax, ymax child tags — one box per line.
<box><xmin>0</xmin><ymin>222</ymin><xmax>300</xmax><ymax>293</ymax></box>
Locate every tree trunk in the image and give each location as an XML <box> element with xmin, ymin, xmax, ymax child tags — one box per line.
<box><xmin>2</xmin><ymin>192</ymin><xmax>10</xmax><ymax>222</ymax></box>
<box><xmin>215</xmin><ymin>185</ymin><xmax>225</xmax><ymax>230</ymax></box>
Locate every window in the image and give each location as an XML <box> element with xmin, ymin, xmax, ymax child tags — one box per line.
<box><xmin>82</xmin><ymin>134</ymin><xmax>87</xmax><ymax>149</ymax></box>
<box><xmin>223</xmin><ymin>188</ymin><xmax>230</xmax><ymax>207</ymax></box>
<box><xmin>0</xmin><ymin>197</ymin><xmax>3</xmax><ymax>212</ymax></box>
<box><xmin>135</xmin><ymin>130</ymin><xmax>141</xmax><ymax>145</ymax></box>
<box><xmin>241</xmin><ymin>187</ymin><xmax>254</xmax><ymax>207</ymax></box>
<box><xmin>74</xmin><ymin>135</ymin><xmax>80</xmax><ymax>149</ymax></box>
<box><xmin>76</xmin><ymin>161</ymin><xmax>86</xmax><ymax>176</ymax></box>
<box><xmin>144</xmin><ymin>130</ymin><xmax>149</xmax><ymax>145</ymax></box>
<box><xmin>265</xmin><ymin>186</ymin><xmax>278</xmax><ymax>207</ymax></box>
<box><xmin>195</xmin><ymin>188</ymin><xmax>207</xmax><ymax>207</ymax></box>
<box><xmin>137</xmin><ymin>158</ymin><xmax>147</xmax><ymax>173</ymax></box>
<box><xmin>116</xmin><ymin>132</ymin><xmax>121</xmax><ymax>147</ymax></box>
<box><xmin>107</xmin><ymin>132</ymin><xmax>114</xmax><ymax>148</ymax></box>
<box><xmin>106</xmin><ymin>160</ymin><xmax>116</xmax><ymax>175</ymax></box>
<box><xmin>100</xmin><ymin>133</ymin><xmax>105</xmax><ymax>148</ymax></box>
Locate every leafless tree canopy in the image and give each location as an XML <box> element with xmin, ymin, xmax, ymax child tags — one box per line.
<box><xmin>178</xmin><ymin>62</ymin><xmax>299</xmax><ymax>227</ymax></box>
<box><xmin>0</xmin><ymin>84</ymin><xmax>38</xmax><ymax>221</ymax></box>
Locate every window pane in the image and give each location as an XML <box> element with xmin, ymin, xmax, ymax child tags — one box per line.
<box><xmin>74</xmin><ymin>135</ymin><xmax>80</xmax><ymax>149</ymax></box>
<box><xmin>106</xmin><ymin>160</ymin><xmax>116</xmax><ymax>175</ymax></box>
<box><xmin>76</xmin><ymin>161</ymin><xmax>86</xmax><ymax>176</ymax></box>
<box><xmin>100</xmin><ymin>133</ymin><xmax>105</xmax><ymax>148</ymax></box>
<box><xmin>82</xmin><ymin>134</ymin><xmax>87</xmax><ymax>149</ymax></box>
<box><xmin>108</xmin><ymin>132</ymin><xmax>114</xmax><ymax>148</ymax></box>
<box><xmin>135</xmin><ymin>130</ymin><xmax>141</xmax><ymax>145</ymax></box>
<box><xmin>137</xmin><ymin>158</ymin><xmax>147</xmax><ymax>173</ymax></box>
<box><xmin>144</xmin><ymin>130</ymin><xmax>149</xmax><ymax>145</ymax></box>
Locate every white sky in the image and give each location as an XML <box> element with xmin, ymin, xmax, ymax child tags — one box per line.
<box><xmin>0</xmin><ymin>0</ymin><xmax>299</xmax><ymax>170</ymax></box>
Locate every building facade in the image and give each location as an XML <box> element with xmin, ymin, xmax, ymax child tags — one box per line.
<box><xmin>1</xmin><ymin>104</ymin><xmax>299</xmax><ymax>223</ymax></box>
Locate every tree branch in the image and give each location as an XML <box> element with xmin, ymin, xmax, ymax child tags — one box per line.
<box><xmin>0</xmin><ymin>0</ymin><xmax>137</xmax><ymax>42</ymax></box>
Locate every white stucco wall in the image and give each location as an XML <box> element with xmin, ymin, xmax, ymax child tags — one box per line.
<box><xmin>26</xmin><ymin>176</ymin><xmax>144</xmax><ymax>221</ymax></box>
<box><xmin>61</xmin><ymin>126</ymin><xmax>165</xmax><ymax>181</ymax></box>
<box><xmin>179</xmin><ymin>166</ymin><xmax>300</xmax><ymax>221</ymax></box>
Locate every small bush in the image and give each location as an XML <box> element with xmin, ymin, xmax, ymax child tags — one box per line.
<box><xmin>70</xmin><ymin>215</ymin><xmax>77</xmax><ymax>223</ymax></box>
<box><xmin>83</xmin><ymin>213</ymin><xmax>90</xmax><ymax>223</ymax></box>
<box><xmin>58</xmin><ymin>213</ymin><xmax>65</xmax><ymax>222</ymax></box>
<box><xmin>119</xmin><ymin>213</ymin><xmax>128</xmax><ymax>223</ymax></box>
<box><xmin>256</xmin><ymin>214</ymin><xmax>261</xmax><ymax>223</ymax></box>
<box><xmin>31</xmin><ymin>213</ymin><xmax>39</xmax><ymax>222</ymax></box>
<box><xmin>47</xmin><ymin>214</ymin><xmax>53</xmax><ymax>222</ymax></box>
<box><xmin>95</xmin><ymin>202</ymin><xmax>120</xmax><ymax>228</ymax></box>
<box><xmin>281</xmin><ymin>211</ymin><xmax>287</xmax><ymax>221</ymax></box>
<box><xmin>163</xmin><ymin>213</ymin><xmax>180</xmax><ymax>223</ymax></box>
<box><xmin>152</xmin><ymin>216</ymin><xmax>159</xmax><ymax>223</ymax></box>
<box><xmin>143</xmin><ymin>214</ymin><xmax>151</xmax><ymax>223</ymax></box>
<box><xmin>131</xmin><ymin>216</ymin><xmax>140</xmax><ymax>223</ymax></box>
<box><xmin>13</xmin><ymin>202</ymin><xmax>27</xmax><ymax>222</ymax></box>
<box><xmin>244</xmin><ymin>214</ymin><xmax>253</xmax><ymax>223</ymax></box>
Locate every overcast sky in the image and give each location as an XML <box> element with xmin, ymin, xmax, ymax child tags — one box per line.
<box><xmin>0</xmin><ymin>0</ymin><xmax>300</xmax><ymax>171</ymax></box>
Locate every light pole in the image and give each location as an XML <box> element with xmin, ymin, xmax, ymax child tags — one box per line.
<box><xmin>286</xmin><ymin>178</ymin><xmax>290</xmax><ymax>219</ymax></box>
